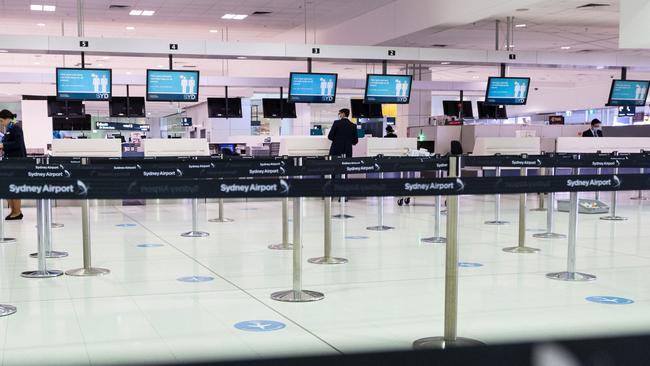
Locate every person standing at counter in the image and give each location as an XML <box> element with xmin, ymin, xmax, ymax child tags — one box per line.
<box><xmin>582</xmin><ymin>119</ymin><xmax>603</xmax><ymax>137</ymax></box>
<box><xmin>0</xmin><ymin>110</ymin><xmax>26</xmax><ymax>220</ymax></box>
<box><xmin>328</xmin><ymin>108</ymin><xmax>358</xmax><ymax>158</ymax></box>
<box><xmin>384</xmin><ymin>125</ymin><xmax>397</xmax><ymax>138</ymax></box>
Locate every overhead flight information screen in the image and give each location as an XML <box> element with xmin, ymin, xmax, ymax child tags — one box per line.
<box><xmin>485</xmin><ymin>77</ymin><xmax>530</xmax><ymax>105</ymax></box>
<box><xmin>147</xmin><ymin>70</ymin><xmax>200</xmax><ymax>102</ymax></box>
<box><xmin>56</xmin><ymin>68</ymin><xmax>112</xmax><ymax>101</ymax></box>
<box><xmin>364</xmin><ymin>74</ymin><xmax>413</xmax><ymax>104</ymax></box>
<box><xmin>288</xmin><ymin>72</ymin><xmax>338</xmax><ymax>103</ymax></box>
<box><xmin>607</xmin><ymin>80</ymin><xmax>650</xmax><ymax>106</ymax></box>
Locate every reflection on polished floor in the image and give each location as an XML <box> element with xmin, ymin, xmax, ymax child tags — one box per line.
<box><xmin>0</xmin><ymin>193</ymin><xmax>649</xmax><ymax>365</ymax></box>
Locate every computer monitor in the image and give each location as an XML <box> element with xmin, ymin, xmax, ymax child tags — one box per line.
<box><xmin>484</xmin><ymin>77</ymin><xmax>530</xmax><ymax>105</ymax></box>
<box><xmin>146</xmin><ymin>69</ymin><xmax>200</xmax><ymax>102</ymax></box>
<box><xmin>288</xmin><ymin>72</ymin><xmax>338</xmax><ymax>103</ymax></box>
<box><xmin>262</xmin><ymin>98</ymin><xmax>297</xmax><ymax>118</ymax></box>
<box><xmin>52</xmin><ymin>114</ymin><xmax>91</xmax><ymax>131</ymax></box>
<box><xmin>351</xmin><ymin>99</ymin><xmax>384</xmax><ymax>119</ymax></box>
<box><xmin>618</xmin><ymin>106</ymin><xmax>636</xmax><ymax>117</ymax></box>
<box><xmin>607</xmin><ymin>80</ymin><xmax>650</xmax><ymax>107</ymax></box>
<box><xmin>364</xmin><ymin>74</ymin><xmax>413</xmax><ymax>104</ymax></box>
<box><xmin>442</xmin><ymin>101</ymin><xmax>474</xmax><ymax>119</ymax></box>
<box><xmin>477</xmin><ymin>101</ymin><xmax>508</xmax><ymax>119</ymax></box>
<box><xmin>56</xmin><ymin>68</ymin><xmax>112</xmax><ymax>101</ymax></box>
<box><xmin>207</xmin><ymin>98</ymin><xmax>243</xmax><ymax>118</ymax></box>
<box><xmin>47</xmin><ymin>96</ymin><xmax>84</xmax><ymax>117</ymax></box>
<box><xmin>109</xmin><ymin>97</ymin><xmax>146</xmax><ymax>117</ymax></box>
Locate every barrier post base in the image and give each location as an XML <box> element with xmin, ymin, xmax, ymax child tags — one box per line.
<box><xmin>29</xmin><ymin>251</ymin><xmax>68</xmax><ymax>259</ymax></box>
<box><xmin>21</xmin><ymin>270</ymin><xmax>63</xmax><ymax>278</ymax></box>
<box><xmin>208</xmin><ymin>218</ymin><xmax>234</xmax><ymax>223</ymax></box>
<box><xmin>484</xmin><ymin>220</ymin><xmax>509</xmax><ymax>225</ymax></box>
<box><xmin>0</xmin><ymin>305</ymin><xmax>16</xmax><ymax>317</ymax></box>
<box><xmin>270</xmin><ymin>289</ymin><xmax>324</xmax><ymax>303</ymax></box>
<box><xmin>546</xmin><ymin>271</ymin><xmax>596</xmax><ymax>282</ymax></box>
<box><xmin>413</xmin><ymin>337</ymin><xmax>485</xmax><ymax>350</ymax></box>
<box><xmin>65</xmin><ymin>267</ymin><xmax>110</xmax><ymax>277</ymax></box>
<box><xmin>530</xmin><ymin>208</ymin><xmax>547</xmax><ymax>212</ymax></box>
<box><xmin>631</xmin><ymin>196</ymin><xmax>647</xmax><ymax>201</ymax></box>
<box><xmin>332</xmin><ymin>214</ymin><xmax>354</xmax><ymax>219</ymax></box>
<box><xmin>421</xmin><ymin>237</ymin><xmax>446</xmax><ymax>244</ymax></box>
<box><xmin>502</xmin><ymin>246</ymin><xmax>540</xmax><ymax>254</ymax></box>
<box><xmin>532</xmin><ymin>232</ymin><xmax>566</xmax><ymax>239</ymax></box>
<box><xmin>600</xmin><ymin>215</ymin><xmax>627</xmax><ymax>221</ymax></box>
<box><xmin>0</xmin><ymin>238</ymin><xmax>16</xmax><ymax>244</ymax></box>
<box><xmin>180</xmin><ymin>231</ymin><xmax>209</xmax><ymax>238</ymax></box>
<box><xmin>366</xmin><ymin>225</ymin><xmax>394</xmax><ymax>231</ymax></box>
<box><xmin>308</xmin><ymin>256</ymin><xmax>348</xmax><ymax>265</ymax></box>
<box><xmin>268</xmin><ymin>243</ymin><xmax>293</xmax><ymax>250</ymax></box>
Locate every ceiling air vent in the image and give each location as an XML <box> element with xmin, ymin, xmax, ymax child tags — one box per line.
<box><xmin>182</xmin><ymin>65</ymin><xmax>197</xmax><ymax>68</ymax></box>
<box><xmin>431</xmin><ymin>44</ymin><xmax>448</xmax><ymax>48</ymax></box>
<box><xmin>74</xmin><ymin>62</ymin><xmax>92</xmax><ymax>67</ymax></box>
<box><xmin>252</xmin><ymin>11</ymin><xmax>272</xmax><ymax>15</ymax></box>
<box><xmin>576</xmin><ymin>3</ymin><xmax>611</xmax><ymax>9</ymax></box>
<box><xmin>109</xmin><ymin>5</ymin><xmax>130</xmax><ymax>9</ymax></box>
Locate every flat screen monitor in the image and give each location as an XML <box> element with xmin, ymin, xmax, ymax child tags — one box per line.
<box><xmin>262</xmin><ymin>98</ymin><xmax>297</xmax><ymax>118</ymax></box>
<box><xmin>47</xmin><ymin>96</ymin><xmax>84</xmax><ymax>117</ymax></box>
<box><xmin>56</xmin><ymin>68</ymin><xmax>112</xmax><ymax>101</ymax></box>
<box><xmin>484</xmin><ymin>77</ymin><xmax>530</xmax><ymax>105</ymax></box>
<box><xmin>181</xmin><ymin>117</ymin><xmax>192</xmax><ymax>126</ymax></box>
<box><xmin>477</xmin><ymin>101</ymin><xmax>508</xmax><ymax>119</ymax></box>
<box><xmin>52</xmin><ymin>114</ymin><xmax>91</xmax><ymax>131</ymax></box>
<box><xmin>207</xmin><ymin>98</ymin><xmax>243</xmax><ymax>118</ymax></box>
<box><xmin>351</xmin><ymin>99</ymin><xmax>384</xmax><ymax>119</ymax></box>
<box><xmin>109</xmin><ymin>97</ymin><xmax>146</xmax><ymax>117</ymax></box>
<box><xmin>146</xmin><ymin>69</ymin><xmax>199</xmax><ymax>102</ymax></box>
<box><xmin>618</xmin><ymin>106</ymin><xmax>636</xmax><ymax>117</ymax></box>
<box><xmin>548</xmin><ymin>115</ymin><xmax>565</xmax><ymax>125</ymax></box>
<box><xmin>288</xmin><ymin>72</ymin><xmax>337</xmax><ymax>103</ymax></box>
<box><xmin>442</xmin><ymin>101</ymin><xmax>474</xmax><ymax>119</ymax></box>
<box><xmin>364</xmin><ymin>74</ymin><xmax>413</xmax><ymax>104</ymax></box>
<box><xmin>607</xmin><ymin>80</ymin><xmax>650</xmax><ymax>106</ymax></box>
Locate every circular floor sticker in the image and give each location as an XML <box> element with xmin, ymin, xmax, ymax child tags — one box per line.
<box><xmin>586</xmin><ymin>296</ymin><xmax>634</xmax><ymax>305</ymax></box>
<box><xmin>176</xmin><ymin>276</ymin><xmax>214</xmax><ymax>283</ymax></box>
<box><xmin>116</xmin><ymin>223</ymin><xmax>137</xmax><ymax>228</ymax></box>
<box><xmin>458</xmin><ymin>262</ymin><xmax>484</xmax><ymax>268</ymax></box>
<box><xmin>234</xmin><ymin>320</ymin><xmax>286</xmax><ymax>332</ymax></box>
<box><xmin>137</xmin><ymin>244</ymin><xmax>164</xmax><ymax>248</ymax></box>
<box><xmin>346</xmin><ymin>235</ymin><xmax>369</xmax><ymax>240</ymax></box>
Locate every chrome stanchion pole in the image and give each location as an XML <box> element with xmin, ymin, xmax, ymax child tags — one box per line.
<box><xmin>367</xmin><ymin>172</ymin><xmax>394</xmax><ymax>231</ymax></box>
<box><xmin>308</xmin><ymin>194</ymin><xmax>348</xmax><ymax>264</ymax></box>
<box><xmin>209</xmin><ymin>198</ymin><xmax>234</xmax><ymax>223</ymax></box>
<box><xmin>413</xmin><ymin>156</ymin><xmax>483</xmax><ymax>349</ymax></box>
<box><xmin>631</xmin><ymin>168</ymin><xmax>647</xmax><ymax>201</ymax></box>
<box><xmin>422</xmin><ymin>170</ymin><xmax>446</xmax><ymax>244</ymax></box>
<box><xmin>546</xmin><ymin>187</ymin><xmax>596</xmax><ymax>282</ymax></box>
<box><xmin>272</xmin><ymin>157</ymin><xmax>324</xmax><ymax>302</ymax></box>
<box><xmin>268</xmin><ymin>197</ymin><xmax>293</xmax><ymax>250</ymax></box>
<box><xmin>30</xmin><ymin>199</ymin><xmax>68</xmax><ymax>258</ymax></box>
<box><xmin>0</xmin><ymin>201</ymin><xmax>16</xmax><ymax>244</ymax></box>
<box><xmin>181</xmin><ymin>198</ymin><xmax>209</xmax><ymax>237</ymax></box>
<box><xmin>533</xmin><ymin>168</ymin><xmax>566</xmax><ymax>240</ymax></box>
<box><xmin>600</xmin><ymin>164</ymin><xmax>627</xmax><ymax>221</ymax></box>
<box><xmin>595</xmin><ymin>167</ymin><xmax>602</xmax><ymax>201</ymax></box>
<box><xmin>50</xmin><ymin>200</ymin><xmax>64</xmax><ymax>229</ymax></box>
<box><xmin>66</xmin><ymin>198</ymin><xmax>110</xmax><ymax>276</ymax></box>
<box><xmin>485</xmin><ymin>166</ymin><xmax>509</xmax><ymax>225</ymax></box>
<box><xmin>503</xmin><ymin>168</ymin><xmax>540</xmax><ymax>253</ymax></box>
<box><xmin>530</xmin><ymin>168</ymin><xmax>547</xmax><ymax>212</ymax></box>
<box><xmin>22</xmin><ymin>200</ymin><xmax>63</xmax><ymax>278</ymax></box>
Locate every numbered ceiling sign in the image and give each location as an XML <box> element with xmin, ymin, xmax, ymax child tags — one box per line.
<box><xmin>388</xmin><ymin>50</ymin><xmax>396</xmax><ymax>56</ymax></box>
<box><xmin>170</xmin><ymin>43</ymin><xmax>179</xmax><ymax>50</ymax></box>
<box><xmin>79</xmin><ymin>41</ymin><xmax>89</xmax><ymax>48</ymax></box>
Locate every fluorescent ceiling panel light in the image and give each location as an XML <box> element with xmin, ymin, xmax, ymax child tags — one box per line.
<box><xmin>209</xmin><ymin>29</ymin><xmax>219</xmax><ymax>33</ymax></box>
<box><xmin>36</xmin><ymin>23</ymin><xmax>45</xmax><ymax>27</ymax></box>
<box><xmin>561</xmin><ymin>46</ymin><xmax>571</xmax><ymax>49</ymax></box>
<box><xmin>222</xmin><ymin>14</ymin><xmax>236</xmax><ymax>19</ymax></box>
<box><xmin>0</xmin><ymin>50</ymin><xmax>8</xmax><ymax>53</ymax></box>
<box><xmin>141</xmin><ymin>10</ymin><xmax>155</xmax><ymax>16</ymax></box>
<box><xmin>43</xmin><ymin>5</ymin><xmax>55</xmax><ymax>11</ymax></box>
<box><xmin>129</xmin><ymin>10</ymin><xmax>143</xmax><ymax>15</ymax></box>
<box><xmin>515</xmin><ymin>23</ymin><xmax>526</xmax><ymax>28</ymax></box>
<box><xmin>233</xmin><ymin>14</ymin><xmax>248</xmax><ymax>20</ymax></box>
<box><xmin>30</xmin><ymin>4</ymin><xmax>43</xmax><ymax>11</ymax></box>
<box><xmin>440</xmin><ymin>62</ymin><xmax>451</xmax><ymax>65</ymax></box>
<box><xmin>126</xmin><ymin>26</ymin><xmax>135</xmax><ymax>30</ymax></box>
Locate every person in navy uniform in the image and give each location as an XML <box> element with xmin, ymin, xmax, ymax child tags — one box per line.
<box><xmin>384</xmin><ymin>125</ymin><xmax>398</xmax><ymax>138</ymax></box>
<box><xmin>327</xmin><ymin>108</ymin><xmax>358</xmax><ymax>158</ymax></box>
<box><xmin>582</xmin><ymin>118</ymin><xmax>603</xmax><ymax>137</ymax></box>
<box><xmin>0</xmin><ymin>110</ymin><xmax>26</xmax><ymax>220</ymax></box>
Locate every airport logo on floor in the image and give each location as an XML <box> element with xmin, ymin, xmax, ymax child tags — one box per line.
<box><xmin>234</xmin><ymin>320</ymin><xmax>286</xmax><ymax>332</ymax></box>
<box><xmin>586</xmin><ymin>296</ymin><xmax>634</xmax><ymax>305</ymax></box>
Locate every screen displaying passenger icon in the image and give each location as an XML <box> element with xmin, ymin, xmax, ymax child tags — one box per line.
<box><xmin>147</xmin><ymin>70</ymin><xmax>200</xmax><ymax>102</ymax></box>
<box><xmin>288</xmin><ymin>73</ymin><xmax>338</xmax><ymax>103</ymax></box>
<box><xmin>484</xmin><ymin>77</ymin><xmax>531</xmax><ymax>105</ymax></box>
<box><xmin>364</xmin><ymin>74</ymin><xmax>413</xmax><ymax>104</ymax></box>
<box><xmin>56</xmin><ymin>68</ymin><xmax>112</xmax><ymax>101</ymax></box>
<box><xmin>607</xmin><ymin>79</ymin><xmax>650</xmax><ymax>106</ymax></box>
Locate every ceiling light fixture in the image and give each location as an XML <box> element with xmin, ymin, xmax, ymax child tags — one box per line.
<box><xmin>141</xmin><ymin>10</ymin><xmax>155</xmax><ymax>16</ymax></box>
<box><xmin>561</xmin><ymin>46</ymin><xmax>571</xmax><ymax>50</ymax></box>
<box><xmin>440</xmin><ymin>62</ymin><xmax>451</xmax><ymax>65</ymax></box>
<box><xmin>0</xmin><ymin>50</ymin><xmax>8</xmax><ymax>53</ymax></box>
<box><xmin>36</xmin><ymin>23</ymin><xmax>45</xmax><ymax>27</ymax></box>
<box><xmin>129</xmin><ymin>9</ymin><xmax>143</xmax><ymax>15</ymax></box>
<box><xmin>596</xmin><ymin>66</ymin><xmax>605</xmax><ymax>69</ymax></box>
<box><xmin>237</xmin><ymin>56</ymin><xmax>247</xmax><ymax>59</ymax></box>
<box><xmin>515</xmin><ymin>23</ymin><xmax>526</xmax><ymax>28</ymax></box>
<box><xmin>222</xmin><ymin>13</ymin><xmax>247</xmax><ymax>20</ymax></box>
<box><xmin>43</xmin><ymin>5</ymin><xmax>55</xmax><ymax>11</ymax></box>
<box><xmin>209</xmin><ymin>29</ymin><xmax>219</xmax><ymax>33</ymax></box>
<box><xmin>125</xmin><ymin>26</ymin><xmax>135</xmax><ymax>30</ymax></box>
<box><xmin>30</xmin><ymin>4</ymin><xmax>43</xmax><ymax>11</ymax></box>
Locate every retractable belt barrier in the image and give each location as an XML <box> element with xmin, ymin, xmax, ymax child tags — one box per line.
<box><xmin>463</xmin><ymin>152</ymin><xmax>650</xmax><ymax>168</ymax></box>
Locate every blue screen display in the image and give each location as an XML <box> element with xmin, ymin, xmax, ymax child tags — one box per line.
<box><xmin>181</xmin><ymin>117</ymin><xmax>192</xmax><ymax>126</ymax></box>
<box><xmin>485</xmin><ymin>77</ymin><xmax>530</xmax><ymax>105</ymax></box>
<box><xmin>57</xmin><ymin>68</ymin><xmax>112</xmax><ymax>101</ymax></box>
<box><xmin>288</xmin><ymin>73</ymin><xmax>337</xmax><ymax>103</ymax></box>
<box><xmin>608</xmin><ymin>80</ymin><xmax>650</xmax><ymax>106</ymax></box>
<box><xmin>365</xmin><ymin>74</ymin><xmax>412</xmax><ymax>104</ymax></box>
<box><xmin>147</xmin><ymin>70</ymin><xmax>199</xmax><ymax>102</ymax></box>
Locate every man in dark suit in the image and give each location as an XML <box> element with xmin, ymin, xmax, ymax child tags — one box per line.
<box><xmin>0</xmin><ymin>109</ymin><xmax>26</xmax><ymax>220</ymax></box>
<box><xmin>582</xmin><ymin>119</ymin><xmax>603</xmax><ymax>137</ymax></box>
<box><xmin>328</xmin><ymin>108</ymin><xmax>358</xmax><ymax>157</ymax></box>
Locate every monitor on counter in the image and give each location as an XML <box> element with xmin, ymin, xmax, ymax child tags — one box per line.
<box><xmin>146</xmin><ymin>69</ymin><xmax>199</xmax><ymax>102</ymax></box>
<box><xmin>207</xmin><ymin>98</ymin><xmax>243</xmax><ymax>118</ymax></box>
<box><xmin>351</xmin><ymin>99</ymin><xmax>383</xmax><ymax>119</ymax></box>
<box><xmin>47</xmin><ymin>96</ymin><xmax>84</xmax><ymax>117</ymax></box>
<box><xmin>288</xmin><ymin>72</ymin><xmax>338</xmax><ymax>103</ymax></box>
<box><xmin>262</xmin><ymin>98</ymin><xmax>297</xmax><ymax>118</ymax></box>
<box><xmin>56</xmin><ymin>68</ymin><xmax>112</xmax><ymax>101</ymax></box>
<box><xmin>477</xmin><ymin>101</ymin><xmax>508</xmax><ymax>119</ymax></box>
<box><xmin>442</xmin><ymin>100</ymin><xmax>474</xmax><ymax>119</ymax></box>
<box><xmin>52</xmin><ymin>114</ymin><xmax>91</xmax><ymax>131</ymax></box>
<box><xmin>181</xmin><ymin>117</ymin><xmax>193</xmax><ymax>126</ymax></box>
<box><xmin>364</xmin><ymin>74</ymin><xmax>412</xmax><ymax>104</ymax></box>
<box><xmin>109</xmin><ymin>97</ymin><xmax>146</xmax><ymax>117</ymax></box>
<box><xmin>484</xmin><ymin>77</ymin><xmax>530</xmax><ymax>105</ymax></box>
<box><xmin>607</xmin><ymin>80</ymin><xmax>650</xmax><ymax>106</ymax></box>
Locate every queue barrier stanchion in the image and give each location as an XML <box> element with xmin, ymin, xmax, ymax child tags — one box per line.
<box><xmin>332</xmin><ymin>174</ymin><xmax>354</xmax><ymax>219</ymax></box>
<box><xmin>22</xmin><ymin>199</ymin><xmax>63</xmax><ymax>278</ymax></box>
<box><xmin>271</xmin><ymin>157</ymin><xmax>324</xmax><ymax>302</ymax></box>
<box><xmin>484</xmin><ymin>166</ymin><xmax>509</xmax><ymax>225</ymax></box>
<box><xmin>530</xmin><ymin>167</ymin><xmax>547</xmax><ymax>212</ymax></box>
<box><xmin>268</xmin><ymin>197</ymin><xmax>293</xmax><ymax>250</ymax></box>
<box><xmin>631</xmin><ymin>168</ymin><xmax>647</xmax><ymax>201</ymax></box>
<box><xmin>421</xmin><ymin>170</ymin><xmax>446</xmax><ymax>244</ymax></box>
<box><xmin>533</xmin><ymin>167</ymin><xmax>566</xmax><ymax>240</ymax></box>
<box><xmin>503</xmin><ymin>167</ymin><xmax>540</xmax><ymax>254</ymax></box>
<box><xmin>413</xmin><ymin>156</ymin><xmax>483</xmax><ymax>349</ymax></box>
<box><xmin>600</xmin><ymin>160</ymin><xmax>627</xmax><ymax>221</ymax></box>
<box><xmin>209</xmin><ymin>198</ymin><xmax>234</xmax><ymax>223</ymax></box>
<box><xmin>367</xmin><ymin>172</ymin><xmax>394</xmax><ymax>231</ymax></box>
<box><xmin>546</xmin><ymin>177</ymin><xmax>596</xmax><ymax>282</ymax></box>
<box><xmin>181</xmin><ymin>198</ymin><xmax>210</xmax><ymax>237</ymax></box>
<box><xmin>30</xmin><ymin>199</ymin><xmax>68</xmax><ymax>259</ymax></box>
<box><xmin>50</xmin><ymin>200</ymin><xmax>64</xmax><ymax>228</ymax></box>
<box><xmin>0</xmin><ymin>200</ymin><xmax>16</xmax><ymax>244</ymax></box>
<box><xmin>594</xmin><ymin>167</ymin><xmax>601</xmax><ymax>201</ymax></box>
<box><xmin>66</xmin><ymin>200</ymin><xmax>110</xmax><ymax>276</ymax></box>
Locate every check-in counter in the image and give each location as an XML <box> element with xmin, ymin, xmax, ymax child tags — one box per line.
<box><xmin>143</xmin><ymin>138</ymin><xmax>210</xmax><ymax>157</ymax></box>
<box><xmin>51</xmin><ymin>139</ymin><xmax>123</xmax><ymax>158</ymax></box>
<box><xmin>279</xmin><ymin>136</ymin><xmax>330</xmax><ymax>156</ymax></box>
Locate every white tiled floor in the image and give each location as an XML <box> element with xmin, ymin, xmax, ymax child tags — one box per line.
<box><xmin>1</xmin><ymin>192</ymin><xmax>650</xmax><ymax>365</ymax></box>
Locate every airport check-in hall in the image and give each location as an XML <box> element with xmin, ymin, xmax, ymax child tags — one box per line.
<box><xmin>2</xmin><ymin>1</ymin><xmax>650</xmax><ymax>366</ymax></box>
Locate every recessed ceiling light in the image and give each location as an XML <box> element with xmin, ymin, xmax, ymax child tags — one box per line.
<box><xmin>125</xmin><ymin>26</ymin><xmax>135</xmax><ymax>30</ymax></box>
<box><xmin>129</xmin><ymin>9</ymin><xmax>143</xmax><ymax>15</ymax></box>
<box><xmin>209</xmin><ymin>29</ymin><xmax>219</xmax><ymax>33</ymax></box>
<box><xmin>43</xmin><ymin>5</ymin><xmax>55</xmax><ymax>11</ymax></box>
<box><xmin>596</xmin><ymin>66</ymin><xmax>605</xmax><ymax>69</ymax></box>
<box><xmin>561</xmin><ymin>46</ymin><xmax>571</xmax><ymax>50</ymax></box>
<box><xmin>141</xmin><ymin>10</ymin><xmax>155</xmax><ymax>16</ymax></box>
<box><xmin>440</xmin><ymin>62</ymin><xmax>451</xmax><ymax>65</ymax></box>
<box><xmin>30</xmin><ymin>4</ymin><xmax>43</xmax><ymax>11</ymax></box>
<box><xmin>472</xmin><ymin>75</ymin><xmax>480</xmax><ymax>79</ymax></box>
<box><xmin>222</xmin><ymin>13</ymin><xmax>247</xmax><ymax>20</ymax></box>
<box><xmin>0</xmin><ymin>50</ymin><xmax>8</xmax><ymax>53</ymax></box>
<box><xmin>36</xmin><ymin>23</ymin><xmax>45</xmax><ymax>27</ymax></box>
<box><xmin>237</xmin><ymin>56</ymin><xmax>247</xmax><ymax>59</ymax></box>
<box><xmin>222</xmin><ymin>14</ymin><xmax>235</xmax><ymax>19</ymax></box>
<box><xmin>33</xmin><ymin>62</ymin><xmax>40</xmax><ymax>65</ymax></box>
<box><xmin>515</xmin><ymin>24</ymin><xmax>526</xmax><ymax>28</ymax></box>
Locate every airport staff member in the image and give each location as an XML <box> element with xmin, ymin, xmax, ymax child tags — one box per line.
<box><xmin>0</xmin><ymin>110</ymin><xmax>26</xmax><ymax>220</ymax></box>
<box><xmin>328</xmin><ymin>108</ymin><xmax>358</xmax><ymax>157</ymax></box>
<box><xmin>384</xmin><ymin>125</ymin><xmax>397</xmax><ymax>138</ymax></box>
<box><xmin>582</xmin><ymin>118</ymin><xmax>603</xmax><ymax>137</ymax></box>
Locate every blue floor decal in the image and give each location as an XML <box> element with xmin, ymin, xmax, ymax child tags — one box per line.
<box><xmin>116</xmin><ymin>223</ymin><xmax>137</xmax><ymax>228</ymax></box>
<box><xmin>586</xmin><ymin>296</ymin><xmax>634</xmax><ymax>305</ymax></box>
<box><xmin>346</xmin><ymin>236</ymin><xmax>369</xmax><ymax>240</ymax></box>
<box><xmin>234</xmin><ymin>320</ymin><xmax>286</xmax><ymax>332</ymax></box>
<box><xmin>458</xmin><ymin>262</ymin><xmax>484</xmax><ymax>268</ymax></box>
<box><xmin>177</xmin><ymin>276</ymin><xmax>214</xmax><ymax>283</ymax></box>
<box><xmin>137</xmin><ymin>244</ymin><xmax>164</xmax><ymax>248</ymax></box>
